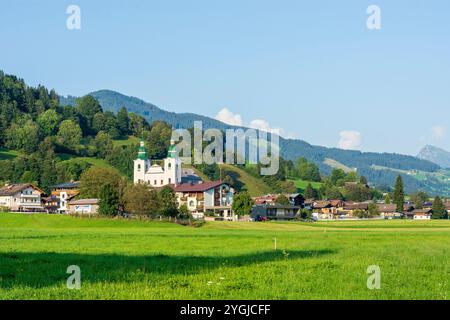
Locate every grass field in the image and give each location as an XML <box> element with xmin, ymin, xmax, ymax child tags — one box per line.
<box><xmin>57</xmin><ymin>154</ymin><xmax>122</xmax><ymax>173</ymax></box>
<box><xmin>292</xmin><ymin>179</ymin><xmax>323</xmax><ymax>194</ymax></box>
<box><xmin>0</xmin><ymin>213</ymin><xmax>449</xmax><ymax>300</ymax></box>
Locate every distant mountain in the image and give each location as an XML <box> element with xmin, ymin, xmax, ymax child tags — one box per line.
<box><xmin>60</xmin><ymin>90</ymin><xmax>448</xmax><ymax>195</ymax></box>
<box><xmin>417</xmin><ymin>145</ymin><xmax>450</xmax><ymax>169</ymax></box>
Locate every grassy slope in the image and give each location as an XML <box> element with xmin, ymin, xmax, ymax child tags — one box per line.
<box><xmin>324</xmin><ymin>158</ymin><xmax>355</xmax><ymax>173</ymax></box>
<box><xmin>112</xmin><ymin>136</ymin><xmax>139</xmax><ymax>147</ymax></box>
<box><xmin>219</xmin><ymin>164</ymin><xmax>272</xmax><ymax>197</ymax></box>
<box><xmin>57</xmin><ymin>154</ymin><xmax>121</xmax><ymax>173</ymax></box>
<box><xmin>0</xmin><ymin>148</ymin><xmax>20</xmax><ymax>161</ymax></box>
<box><xmin>0</xmin><ymin>213</ymin><xmax>449</xmax><ymax>300</ymax></box>
<box><xmin>292</xmin><ymin>179</ymin><xmax>323</xmax><ymax>194</ymax></box>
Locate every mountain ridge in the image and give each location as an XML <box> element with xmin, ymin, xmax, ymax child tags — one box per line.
<box><xmin>417</xmin><ymin>145</ymin><xmax>450</xmax><ymax>169</ymax></box>
<box><xmin>59</xmin><ymin>90</ymin><xmax>448</xmax><ymax>195</ymax></box>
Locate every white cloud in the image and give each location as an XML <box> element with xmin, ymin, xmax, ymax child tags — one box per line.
<box><xmin>215</xmin><ymin>108</ymin><xmax>243</xmax><ymax>126</ymax></box>
<box><xmin>249</xmin><ymin>119</ymin><xmax>283</xmax><ymax>135</ymax></box>
<box><xmin>432</xmin><ymin>125</ymin><xmax>447</xmax><ymax>140</ymax></box>
<box><xmin>338</xmin><ymin>131</ymin><xmax>361</xmax><ymax>150</ymax></box>
<box><xmin>215</xmin><ymin>108</ymin><xmax>288</xmax><ymax>137</ymax></box>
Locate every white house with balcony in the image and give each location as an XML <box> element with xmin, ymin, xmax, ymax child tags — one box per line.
<box><xmin>0</xmin><ymin>183</ymin><xmax>44</xmax><ymax>212</ymax></box>
<box><xmin>133</xmin><ymin>139</ymin><xmax>182</xmax><ymax>187</ymax></box>
<box><xmin>173</xmin><ymin>181</ymin><xmax>234</xmax><ymax>219</ymax></box>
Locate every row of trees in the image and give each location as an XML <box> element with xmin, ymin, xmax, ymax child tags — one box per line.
<box><xmin>302</xmin><ymin>168</ymin><xmax>380</xmax><ymax>202</ymax></box>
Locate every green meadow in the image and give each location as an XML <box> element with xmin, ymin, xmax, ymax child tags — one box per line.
<box><xmin>0</xmin><ymin>213</ymin><xmax>449</xmax><ymax>300</ymax></box>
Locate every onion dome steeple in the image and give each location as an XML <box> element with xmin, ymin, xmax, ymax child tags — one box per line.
<box><xmin>168</xmin><ymin>138</ymin><xmax>178</xmax><ymax>158</ymax></box>
<box><xmin>137</xmin><ymin>140</ymin><xmax>147</xmax><ymax>160</ymax></box>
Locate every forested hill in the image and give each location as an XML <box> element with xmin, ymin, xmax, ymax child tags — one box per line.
<box><xmin>60</xmin><ymin>90</ymin><xmax>444</xmax><ymax>194</ymax></box>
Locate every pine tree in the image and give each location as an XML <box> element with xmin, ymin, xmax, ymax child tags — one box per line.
<box><xmin>432</xmin><ymin>196</ymin><xmax>446</xmax><ymax>219</ymax></box>
<box><xmin>393</xmin><ymin>175</ymin><xmax>405</xmax><ymax>214</ymax></box>
<box><xmin>384</xmin><ymin>193</ymin><xmax>391</xmax><ymax>204</ymax></box>
<box><xmin>117</xmin><ymin>107</ymin><xmax>130</xmax><ymax>136</ymax></box>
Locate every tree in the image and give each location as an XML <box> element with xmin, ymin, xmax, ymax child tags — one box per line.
<box><xmin>343</xmin><ymin>184</ymin><xmax>372</xmax><ymax>202</ymax></box>
<box><xmin>410</xmin><ymin>191</ymin><xmax>429</xmax><ymax>209</ymax></box>
<box><xmin>98</xmin><ymin>183</ymin><xmax>119</xmax><ymax>216</ymax></box>
<box><xmin>37</xmin><ymin>109</ymin><xmax>61</xmax><ymax>136</ymax></box>
<box><xmin>304</xmin><ymin>183</ymin><xmax>318</xmax><ymax>199</ymax></box>
<box><xmin>6</xmin><ymin>119</ymin><xmax>41</xmax><ymax>153</ymax></box>
<box><xmin>384</xmin><ymin>194</ymin><xmax>391</xmax><ymax>204</ymax></box>
<box><xmin>368</xmin><ymin>203</ymin><xmax>380</xmax><ymax>217</ymax></box>
<box><xmin>393</xmin><ymin>175</ymin><xmax>405</xmax><ymax>214</ymax></box>
<box><xmin>178</xmin><ymin>204</ymin><xmax>191</xmax><ymax>219</ymax></box>
<box><xmin>299</xmin><ymin>208</ymin><xmax>312</xmax><ymax>220</ymax></box>
<box><xmin>93</xmin><ymin>111</ymin><xmax>120</xmax><ymax>138</ymax></box>
<box><xmin>80</xmin><ymin>167</ymin><xmax>124</xmax><ymax>198</ymax></box>
<box><xmin>94</xmin><ymin>131</ymin><xmax>114</xmax><ymax>158</ymax></box>
<box><xmin>128</xmin><ymin>112</ymin><xmax>149</xmax><ymax>136</ymax></box>
<box><xmin>232</xmin><ymin>191</ymin><xmax>254</xmax><ymax>217</ymax></box>
<box><xmin>57</xmin><ymin>120</ymin><xmax>82</xmax><ymax>151</ymax></box>
<box><xmin>295</xmin><ymin>157</ymin><xmax>321</xmax><ymax>182</ymax></box>
<box><xmin>75</xmin><ymin>95</ymin><xmax>103</xmax><ymax>132</ymax></box>
<box><xmin>123</xmin><ymin>183</ymin><xmax>160</xmax><ymax>217</ymax></box>
<box><xmin>321</xmin><ymin>185</ymin><xmax>342</xmax><ymax>200</ymax></box>
<box><xmin>117</xmin><ymin>107</ymin><xmax>130</xmax><ymax>136</ymax></box>
<box><xmin>360</xmin><ymin>176</ymin><xmax>368</xmax><ymax>185</ymax></box>
<box><xmin>145</xmin><ymin>121</ymin><xmax>172</xmax><ymax>159</ymax></box>
<box><xmin>158</xmin><ymin>186</ymin><xmax>178</xmax><ymax>217</ymax></box>
<box><xmin>330</xmin><ymin>169</ymin><xmax>346</xmax><ymax>187</ymax></box>
<box><xmin>276</xmin><ymin>194</ymin><xmax>290</xmax><ymax>205</ymax></box>
<box><xmin>432</xmin><ymin>196</ymin><xmax>446</xmax><ymax>219</ymax></box>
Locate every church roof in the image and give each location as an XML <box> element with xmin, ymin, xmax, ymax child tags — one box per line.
<box><xmin>168</xmin><ymin>144</ymin><xmax>177</xmax><ymax>158</ymax></box>
<box><xmin>173</xmin><ymin>181</ymin><xmax>227</xmax><ymax>192</ymax></box>
<box><xmin>137</xmin><ymin>141</ymin><xmax>147</xmax><ymax>160</ymax></box>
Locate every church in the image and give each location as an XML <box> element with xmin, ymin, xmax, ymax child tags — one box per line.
<box><xmin>133</xmin><ymin>139</ymin><xmax>235</xmax><ymax>219</ymax></box>
<box><xmin>133</xmin><ymin>139</ymin><xmax>182</xmax><ymax>187</ymax></box>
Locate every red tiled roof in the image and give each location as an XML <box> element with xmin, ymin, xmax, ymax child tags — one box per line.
<box><xmin>173</xmin><ymin>181</ymin><xmax>227</xmax><ymax>192</ymax></box>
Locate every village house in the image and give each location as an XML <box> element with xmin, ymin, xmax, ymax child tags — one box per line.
<box><xmin>172</xmin><ymin>181</ymin><xmax>234</xmax><ymax>219</ymax></box>
<box><xmin>405</xmin><ymin>208</ymin><xmax>432</xmax><ymax>220</ymax></box>
<box><xmin>251</xmin><ymin>204</ymin><xmax>301</xmax><ymax>221</ymax></box>
<box><xmin>0</xmin><ymin>183</ymin><xmax>45</xmax><ymax>212</ymax></box>
<box><xmin>67</xmin><ymin>198</ymin><xmax>99</xmax><ymax>215</ymax></box>
<box><xmin>312</xmin><ymin>200</ymin><xmax>345</xmax><ymax>220</ymax></box>
<box><xmin>252</xmin><ymin>194</ymin><xmax>304</xmax><ymax>206</ymax></box>
<box><xmin>342</xmin><ymin>202</ymin><xmax>370</xmax><ymax>217</ymax></box>
<box><xmin>42</xmin><ymin>195</ymin><xmax>60</xmax><ymax>213</ymax></box>
<box><xmin>50</xmin><ymin>181</ymin><xmax>80</xmax><ymax>213</ymax></box>
<box><xmin>376</xmin><ymin>204</ymin><xmax>402</xmax><ymax>219</ymax></box>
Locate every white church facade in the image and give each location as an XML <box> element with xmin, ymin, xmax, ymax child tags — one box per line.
<box><xmin>133</xmin><ymin>140</ymin><xmax>182</xmax><ymax>187</ymax></box>
<box><xmin>133</xmin><ymin>139</ymin><xmax>236</xmax><ymax>219</ymax></box>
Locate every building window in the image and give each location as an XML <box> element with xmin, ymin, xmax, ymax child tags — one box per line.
<box><xmin>161</xmin><ymin>180</ymin><xmax>163</xmax><ymax>185</ymax></box>
<box><xmin>137</xmin><ymin>164</ymin><xmax>141</xmax><ymax>172</ymax></box>
<box><xmin>189</xmin><ymin>200</ymin><xmax>195</xmax><ymax>207</ymax></box>
<box><xmin>168</xmin><ymin>178</ymin><xmax>171</xmax><ymax>184</ymax></box>
<box><xmin>168</xmin><ymin>163</ymin><xmax>172</xmax><ymax>169</ymax></box>
<box><xmin>154</xmin><ymin>180</ymin><xmax>157</xmax><ymax>185</ymax></box>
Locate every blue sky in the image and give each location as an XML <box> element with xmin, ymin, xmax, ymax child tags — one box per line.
<box><xmin>1</xmin><ymin>0</ymin><xmax>449</xmax><ymax>155</ymax></box>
